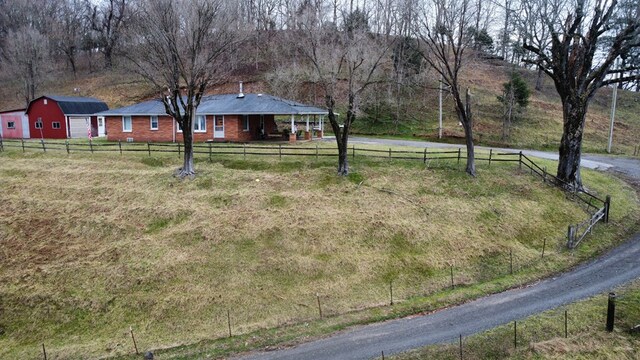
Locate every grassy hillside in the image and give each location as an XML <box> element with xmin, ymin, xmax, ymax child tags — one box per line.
<box><xmin>0</xmin><ymin>145</ymin><xmax>637</xmax><ymax>359</ymax></box>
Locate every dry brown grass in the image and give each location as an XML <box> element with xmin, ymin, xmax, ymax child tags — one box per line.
<box><xmin>0</xmin><ymin>148</ymin><xmax>637</xmax><ymax>359</ymax></box>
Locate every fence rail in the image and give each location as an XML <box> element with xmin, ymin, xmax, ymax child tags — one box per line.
<box><xmin>0</xmin><ymin>137</ymin><xmax>609</xmax><ymax>248</ymax></box>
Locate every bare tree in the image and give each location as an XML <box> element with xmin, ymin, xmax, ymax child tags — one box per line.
<box><xmin>523</xmin><ymin>0</ymin><xmax>640</xmax><ymax>190</ymax></box>
<box><xmin>516</xmin><ymin>0</ymin><xmax>563</xmax><ymax>90</ymax></box>
<box><xmin>89</xmin><ymin>0</ymin><xmax>129</xmax><ymax>69</ymax></box>
<box><xmin>2</xmin><ymin>27</ymin><xmax>51</xmax><ymax>106</ymax></box>
<box><xmin>296</xmin><ymin>7</ymin><xmax>392</xmax><ymax>175</ymax></box>
<box><xmin>128</xmin><ymin>0</ymin><xmax>238</xmax><ymax>178</ymax></box>
<box><xmin>52</xmin><ymin>0</ymin><xmax>87</xmax><ymax>75</ymax></box>
<box><xmin>416</xmin><ymin>0</ymin><xmax>477</xmax><ymax>176</ymax></box>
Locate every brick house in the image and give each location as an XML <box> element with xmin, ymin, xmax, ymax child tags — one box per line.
<box><xmin>97</xmin><ymin>92</ymin><xmax>328</xmax><ymax>143</ymax></box>
<box><xmin>26</xmin><ymin>95</ymin><xmax>109</xmax><ymax>139</ymax></box>
<box><xmin>0</xmin><ymin>109</ymin><xmax>28</xmax><ymax>139</ymax></box>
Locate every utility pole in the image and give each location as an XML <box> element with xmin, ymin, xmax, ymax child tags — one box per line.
<box><xmin>439</xmin><ymin>74</ymin><xmax>443</xmax><ymax>139</ymax></box>
<box><xmin>607</xmin><ymin>61</ymin><xmax>619</xmax><ymax>154</ymax></box>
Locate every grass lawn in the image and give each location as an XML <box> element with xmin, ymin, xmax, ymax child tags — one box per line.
<box><xmin>0</xmin><ymin>144</ymin><xmax>637</xmax><ymax>359</ymax></box>
<box><xmin>394</xmin><ymin>280</ymin><xmax>640</xmax><ymax>360</ymax></box>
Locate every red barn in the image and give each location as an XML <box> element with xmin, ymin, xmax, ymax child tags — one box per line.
<box><xmin>0</xmin><ymin>109</ymin><xmax>29</xmax><ymax>139</ymax></box>
<box><xmin>26</xmin><ymin>95</ymin><xmax>109</xmax><ymax>139</ymax></box>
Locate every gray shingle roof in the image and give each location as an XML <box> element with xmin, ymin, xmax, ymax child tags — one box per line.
<box><xmin>96</xmin><ymin>94</ymin><xmax>328</xmax><ymax>117</ymax></box>
<box><xmin>26</xmin><ymin>95</ymin><xmax>109</xmax><ymax>115</ymax></box>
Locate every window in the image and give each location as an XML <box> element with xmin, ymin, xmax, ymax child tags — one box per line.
<box><xmin>52</xmin><ymin>122</ymin><xmax>61</xmax><ymax>129</ymax></box>
<box><xmin>176</xmin><ymin>120</ymin><xmax>182</xmax><ymax>133</ymax></box>
<box><xmin>122</xmin><ymin>116</ymin><xmax>132</xmax><ymax>132</ymax></box>
<box><xmin>242</xmin><ymin>115</ymin><xmax>250</xmax><ymax>131</ymax></box>
<box><xmin>43</xmin><ymin>99</ymin><xmax>48</xmax><ymax>105</ymax></box>
<box><xmin>150</xmin><ymin>115</ymin><xmax>158</xmax><ymax>130</ymax></box>
<box><xmin>35</xmin><ymin>118</ymin><xmax>43</xmax><ymax>129</ymax></box>
<box><xmin>194</xmin><ymin>115</ymin><xmax>206</xmax><ymax>132</ymax></box>
<box><xmin>7</xmin><ymin>121</ymin><xmax>15</xmax><ymax>129</ymax></box>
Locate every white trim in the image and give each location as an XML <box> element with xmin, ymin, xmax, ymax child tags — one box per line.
<box><xmin>7</xmin><ymin>121</ymin><xmax>15</xmax><ymax>129</ymax></box>
<box><xmin>52</xmin><ymin>121</ymin><xmax>61</xmax><ymax>129</ymax></box>
<box><xmin>122</xmin><ymin>116</ymin><xmax>132</xmax><ymax>132</ymax></box>
<box><xmin>150</xmin><ymin>115</ymin><xmax>159</xmax><ymax>130</ymax></box>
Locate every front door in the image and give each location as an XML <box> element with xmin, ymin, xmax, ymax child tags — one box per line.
<box><xmin>214</xmin><ymin>115</ymin><xmax>224</xmax><ymax>138</ymax></box>
<box><xmin>97</xmin><ymin>116</ymin><xmax>106</xmax><ymax>137</ymax></box>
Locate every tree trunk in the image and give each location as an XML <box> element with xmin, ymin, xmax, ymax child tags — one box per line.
<box><xmin>463</xmin><ymin>88</ymin><xmax>476</xmax><ymax>176</ymax></box>
<box><xmin>177</xmin><ymin>113</ymin><xmax>196</xmax><ymax>178</ymax></box>
<box><xmin>337</xmin><ymin>134</ymin><xmax>349</xmax><ymax>176</ymax></box>
<box><xmin>535</xmin><ymin>66</ymin><xmax>544</xmax><ymax>91</ymax></box>
<box><xmin>556</xmin><ymin>100</ymin><xmax>587</xmax><ymax>190</ymax></box>
<box><xmin>104</xmin><ymin>46</ymin><xmax>113</xmax><ymax>69</ymax></box>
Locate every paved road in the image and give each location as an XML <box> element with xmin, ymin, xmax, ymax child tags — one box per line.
<box><xmin>239</xmin><ymin>139</ymin><xmax>640</xmax><ymax>360</ymax></box>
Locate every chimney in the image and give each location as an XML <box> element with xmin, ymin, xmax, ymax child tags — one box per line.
<box><xmin>238</xmin><ymin>81</ymin><xmax>245</xmax><ymax>98</ymax></box>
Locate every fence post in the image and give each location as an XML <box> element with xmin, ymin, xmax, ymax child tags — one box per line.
<box><xmin>178</xmin><ymin>143</ymin><xmax>181</xmax><ymax>157</ymax></box>
<box><xmin>489</xmin><ymin>149</ymin><xmax>492</xmax><ymax>167</ymax></box>
<box><xmin>65</xmin><ymin>140</ymin><xmax>70</xmax><ymax>154</ymax></box>
<box><xmin>129</xmin><ymin>326</ymin><xmax>139</xmax><ymax>355</ymax></box>
<box><xmin>0</xmin><ymin>135</ymin><xmax>3</xmax><ymax>152</ymax></box>
<box><xmin>316</xmin><ymin>144</ymin><xmax>319</xmax><ymax>160</ymax></box>
<box><xmin>209</xmin><ymin>142</ymin><xmax>213</xmax><ymax>162</ymax></box>
<box><xmin>509</xmin><ymin>249</ymin><xmax>513</xmax><ymax>275</ymax></box>
<box><xmin>423</xmin><ymin>148</ymin><xmax>427</xmax><ymax>163</ymax></box>
<box><xmin>543</xmin><ymin>167</ymin><xmax>547</xmax><ymax>183</ymax></box>
<box><xmin>567</xmin><ymin>225</ymin><xmax>575</xmax><ymax>248</ymax></box>
<box><xmin>42</xmin><ymin>343</ymin><xmax>47</xmax><ymax>360</ymax></box>
<box><xmin>457</xmin><ymin>148</ymin><xmax>461</xmax><ymax>164</ymax></box>
<box><xmin>147</xmin><ymin>142</ymin><xmax>151</xmax><ymax>156</ymax></box>
<box><xmin>279</xmin><ymin>144</ymin><xmax>282</xmax><ymax>160</ymax></box>
<box><xmin>21</xmin><ymin>138</ymin><xmax>25</xmax><ymax>152</ymax></box>
<box><xmin>518</xmin><ymin>151</ymin><xmax>522</xmax><ymax>170</ymax></box>
<box><xmin>604</xmin><ymin>195</ymin><xmax>611</xmax><ymax>223</ymax></box>
<box><xmin>118</xmin><ymin>140</ymin><xmax>122</xmax><ymax>155</ymax></box>
<box><xmin>243</xmin><ymin>143</ymin><xmax>246</xmax><ymax>159</ymax></box>
<box><xmin>317</xmin><ymin>294</ymin><xmax>323</xmax><ymax>319</ymax></box>
<box><xmin>352</xmin><ymin>145</ymin><xmax>355</xmax><ymax>160</ymax></box>
<box><xmin>89</xmin><ymin>140</ymin><xmax>94</xmax><ymax>154</ymax></box>
<box><xmin>388</xmin><ymin>148</ymin><xmax>392</xmax><ymax>160</ymax></box>
<box><xmin>606</xmin><ymin>292</ymin><xmax>616</xmax><ymax>332</ymax></box>
<box><xmin>41</xmin><ymin>139</ymin><xmax>46</xmax><ymax>153</ymax></box>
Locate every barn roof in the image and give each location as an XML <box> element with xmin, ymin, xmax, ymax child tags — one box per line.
<box><xmin>96</xmin><ymin>93</ymin><xmax>328</xmax><ymax>116</ymax></box>
<box><xmin>0</xmin><ymin>108</ymin><xmax>26</xmax><ymax>114</ymax></box>
<box><xmin>26</xmin><ymin>95</ymin><xmax>109</xmax><ymax>116</ymax></box>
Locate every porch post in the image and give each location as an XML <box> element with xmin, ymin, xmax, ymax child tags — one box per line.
<box><xmin>305</xmin><ymin>114</ymin><xmax>311</xmax><ymax>140</ymax></box>
<box><xmin>289</xmin><ymin>114</ymin><xmax>296</xmax><ymax>143</ymax></box>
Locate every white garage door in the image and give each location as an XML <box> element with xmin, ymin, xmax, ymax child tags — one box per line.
<box><xmin>68</xmin><ymin>117</ymin><xmax>91</xmax><ymax>138</ymax></box>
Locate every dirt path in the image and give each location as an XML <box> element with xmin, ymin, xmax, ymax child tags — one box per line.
<box><xmin>238</xmin><ymin>140</ymin><xmax>640</xmax><ymax>360</ymax></box>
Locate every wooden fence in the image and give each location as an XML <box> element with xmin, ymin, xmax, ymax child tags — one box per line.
<box><xmin>0</xmin><ymin>138</ymin><xmax>610</xmax><ymax>248</ymax></box>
